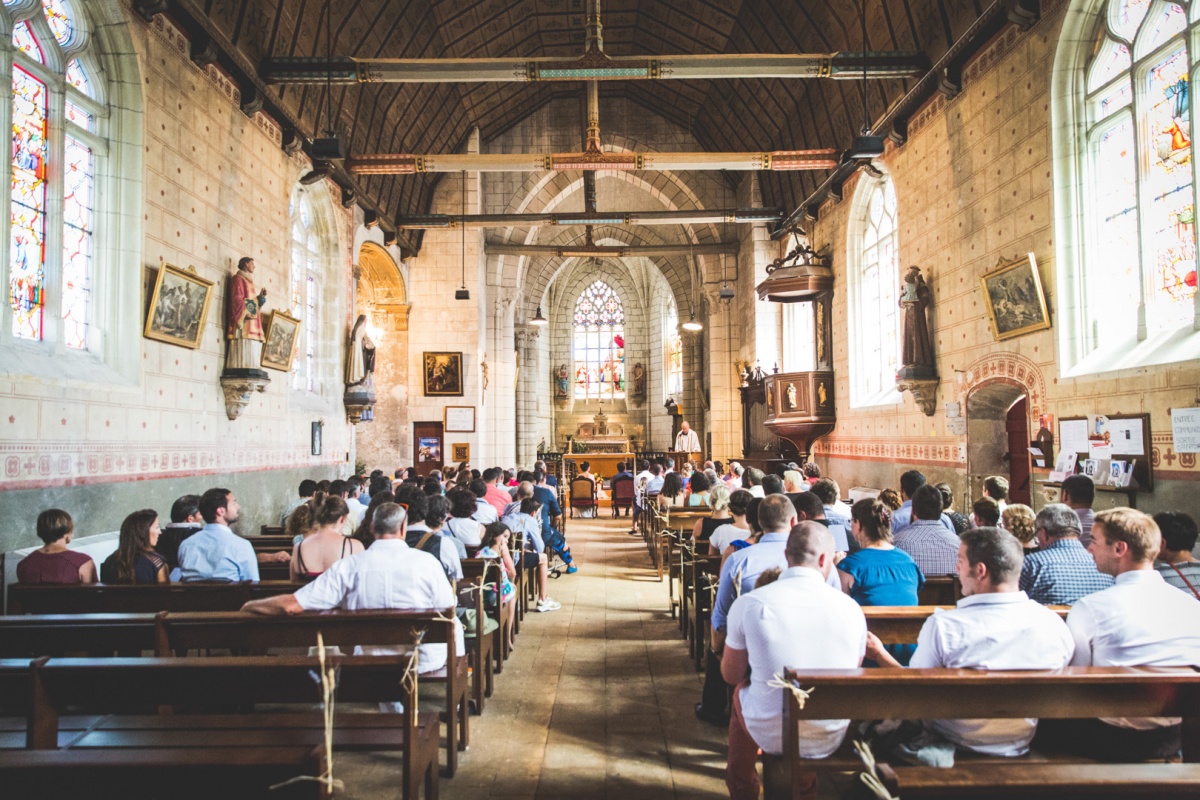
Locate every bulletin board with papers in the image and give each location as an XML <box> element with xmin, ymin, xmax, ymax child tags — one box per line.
<box><xmin>1057</xmin><ymin>414</ymin><xmax>1153</xmax><ymax>492</ymax></box>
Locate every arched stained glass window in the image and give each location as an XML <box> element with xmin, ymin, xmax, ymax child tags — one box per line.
<box><xmin>847</xmin><ymin>174</ymin><xmax>900</xmax><ymax>406</ymax></box>
<box><xmin>7</xmin><ymin>0</ymin><xmax>105</xmax><ymax>351</ymax></box>
<box><xmin>290</xmin><ymin>189</ymin><xmax>323</xmax><ymax>393</ymax></box>
<box><xmin>573</xmin><ymin>279</ymin><xmax>625</xmax><ymax>400</ymax></box>
<box><xmin>1068</xmin><ymin>0</ymin><xmax>1198</xmax><ymax>362</ymax></box>
<box><xmin>665</xmin><ymin>303</ymin><xmax>682</xmax><ymax>396</ymax></box>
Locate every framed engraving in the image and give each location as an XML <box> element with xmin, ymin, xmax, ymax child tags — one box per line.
<box><xmin>261</xmin><ymin>310</ymin><xmax>301</xmax><ymax>372</ymax></box>
<box><xmin>981</xmin><ymin>253</ymin><xmax>1051</xmax><ymax>341</ymax></box>
<box><xmin>444</xmin><ymin>405</ymin><xmax>476</xmax><ymax>432</ymax></box>
<box><xmin>144</xmin><ymin>263</ymin><xmax>214</xmax><ymax>349</ymax></box>
<box><xmin>423</xmin><ymin>351</ymin><xmax>463</xmax><ymax>396</ymax></box>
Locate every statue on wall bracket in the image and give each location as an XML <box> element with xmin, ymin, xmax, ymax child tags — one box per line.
<box><xmin>344</xmin><ymin>313</ymin><xmax>377</xmax><ymax>424</ymax></box>
<box><xmin>220</xmin><ymin>256</ymin><xmax>270</xmax><ymax>420</ymax></box>
<box><xmin>896</xmin><ymin>265</ymin><xmax>939</xmax><ymax>416</ymax></box>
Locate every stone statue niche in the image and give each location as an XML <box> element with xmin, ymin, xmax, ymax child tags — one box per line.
<box><xmin>344</xmin><ymin>313</ymin><xmax>377</xmax><ymax>424</ymax></box>
<box><xmin>896</xmin><ymin>265</ymin><xmax>939</xmax><ymax>416</ymax></box>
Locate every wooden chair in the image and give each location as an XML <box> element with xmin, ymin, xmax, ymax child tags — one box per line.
<box><xmin>569</xmin><ymin>476</ymin><xmax>597</xmax><ymax>518</ymax></box>
<box><xmin>456</xmin><ymin>563</ymin><xmax>496</xmax><ymax>714</ymax></box>
<box><xmin>774</xmin><ymin>666</ymin><xmax>1200</xmax><ymax>797</ymax></box>
<box><xmin>610</xmin><ymin>474</ymin><xmax>635</xmax><ymax>517</ymax></box>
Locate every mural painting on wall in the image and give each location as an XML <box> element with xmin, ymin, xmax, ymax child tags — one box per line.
<box><xmin>144</xmin><ymin>263</ymin><xmax>214</xmax><ymax>349</ymax></box>
<box><xmin>261</xmin><ymin>311</ymin><xmax>300</xmax><ymax>372</ymax></box>
<box><xmin>981</xmin><ymin>253</ymin><xmax>1051</xmax><ymax>341</ymax></box>
<box><xmin>423</xmin><ymin>352</ymin><xmax>463</xmax><ymax>396</ymax></box>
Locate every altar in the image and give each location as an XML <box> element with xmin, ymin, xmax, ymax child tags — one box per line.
<box><xmin>563</xmin><ymin>407</ymin><xmax>633</xmax><ymax>480</ymax></box>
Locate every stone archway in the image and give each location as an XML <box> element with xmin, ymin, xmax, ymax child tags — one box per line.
<box><xmin>355</xmin><ymin>243</ymin><xmax>410</xmax><ymax>472</ymax></box>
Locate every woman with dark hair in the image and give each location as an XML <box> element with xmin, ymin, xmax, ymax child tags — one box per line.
<box><xmin>656</xmin><ymin>471</ymin><xmax>686</xmax><ymax>510</ymax></box>
<box><xmin>291</xmin><ymin>495</ymin><xmax>363</xmax><ymax>582</ymax></box>
<box><xmin>708</xmin><ymin>489</ymin><xmax>754</xmax><ymax>560</ymax></box>
<box><xmin>936</xmin><ymin>482</ymin><xmax>971</xmax><ymax>534</ymax></box>
<box><xmin>353</xmin><ymin>490</ymin><xmax>393</xmax><ymax>546</ymax></box>
<box><xmin>686</xmin><ymin>471</ymin><xmax>712</xmax><ymax>507</ymax></box>
<box><xmin>444</xmin><ymin>487</ymin><xmax>483</xmax><ymax>550</ymax></box>
<box><xmin>838</xmin><ymin>498</ymin><xmax>924</xmax><ymax>664</ymax></box>
<box><xmin>16</xmin><ymin>509</ymin><xmax>96</xmax><ymax>584</ymax></box>
<box><xmin>424</xmin><ymin>494</ymin><xmax>452</xmax><ymax>533</ymax></box>
<box><xmin>101</xmin><ymin>509</ymin><xmax>169</xmax><ymax>584</ymax></box>
<box><xmin>478</xmin><ymin>521</ymin><xmax>517</xmax><ymax>650</ymax></box>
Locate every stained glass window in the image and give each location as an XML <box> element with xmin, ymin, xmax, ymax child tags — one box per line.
<box><xmin>1082</xmin><ymin>2</ymin><xmax>1198</xmax><ymax>342</ymax></box>
<box><xmin>665</xmin><ymin>304</ymin><xmax>682</xmax><ymax>395</ymax></box>
<box><xmin>289</xmin><ymin>188</ymin><xmax>324</xmax><ymax>393</ymax></box>
<box><xmin>573</xmin><ymin>280</ymin><xmax>625</xmax><ymax>400</ymax></box>
<box><xmin>850</xmin><ymin>177</ymin><xmax>900</xmax><ymax>406</ymax></box>
<box><xmin>6</xmin><ymin>0</ymin><xmax>104</xmax><ymax>351</ymax></box>
<box><xmin>11</xmin><ymin>67</ymin><xmax>49</xmax><ymax>341</ymax></box>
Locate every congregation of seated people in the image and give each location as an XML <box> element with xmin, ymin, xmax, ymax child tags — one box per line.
<box><xmin>675</xmin><ymin>462</ymin><xmax>1200</xmax><ymax>800</ymax></box>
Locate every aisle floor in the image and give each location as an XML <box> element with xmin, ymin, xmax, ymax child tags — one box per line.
<box><xmin>342</xmin><ymin>511</ymin><xmax>730</xmax><ymax>799</ymax></box>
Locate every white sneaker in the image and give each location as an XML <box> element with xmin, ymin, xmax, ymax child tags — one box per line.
<box><xmin>535</xmin><ymin>598</ymin><xmax>561</xmax><ymax>612</ymax></box>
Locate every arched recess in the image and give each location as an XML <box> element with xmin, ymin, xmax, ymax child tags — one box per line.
<box><xmin>355</xmin><ymin>242</ymin><xmax>410</xmax><ymax>471</ymax></box>
<box><xmin>958</xmin><ymin>353</ymin><xmax>1046</xmax><ymax>506</ymax></box>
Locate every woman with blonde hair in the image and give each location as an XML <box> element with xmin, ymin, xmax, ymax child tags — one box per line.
<box><xmin>692</xmin><ymin>482</ymin><xmax>731</xmax><ymax>547</ymax></box>
<box><xmin>291</xmin><ymin>495</ymin><xmax>364</xmax><ymax>582</ymax></box>
<box><xmin>1002</xmin><ymin>503</ymin><xmax>1038</xmax><ymax>549</ymax></box>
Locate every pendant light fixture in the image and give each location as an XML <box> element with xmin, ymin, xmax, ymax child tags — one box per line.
<box><xmin>310</xmin><ymin>0</ymin><xmax>346</xmax><ymax>160</ymax></box>
<box><xmin>530</xmin><ymin>306</ymin><xmax>548</xmax><ymax>325</ymax></box>
<box><xmin>718</xmin><ymin>176</ymin><xmax>734</xmax><ymax>302</ymax></box>
<box><xmin>848</xmin><ymin>0</ymin><xmax>885</xmax><ymax>160</ymax></box>
<box><xmin>455</xmin><ymin>170</ymin><xmax>470</xmax><ymax>300</ymax></box>
<box><xmin>681</xmin><ymin>312</ymin><xmax>703</xmax><ymax>332</ymax></box>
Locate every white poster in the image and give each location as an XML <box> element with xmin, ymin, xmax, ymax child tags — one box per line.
<box><xmin>1172</xmin><ymin>407</ymin><xmax>1200</xmax><ymax>453</ymax></box>
<box><xmin>1060</xmin><ymin>418</ymin><xmax>1090</xmax><ymax>455</ymax></box>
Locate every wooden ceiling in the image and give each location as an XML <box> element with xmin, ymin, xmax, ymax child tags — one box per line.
<box><xmin>193</xmin><ymin>0</ymin><xmax>994</xmax><ymax>233</ymax></box>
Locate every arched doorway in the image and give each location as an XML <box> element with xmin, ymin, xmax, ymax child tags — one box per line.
<box><xmin>355</xmin><ymin>243</ymin><xmax>409</xmax><ymax>472</ymax></box>
<box><xmin>965</xmin><ymin>381</ymin><xmax>1031</xmax><ymax>507</ymax></box>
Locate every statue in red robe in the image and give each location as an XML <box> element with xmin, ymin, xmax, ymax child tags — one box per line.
<box><xmin>224</xmin><ymin>257</ymin><xmax>268</xmax><ymax>372</ymax></box>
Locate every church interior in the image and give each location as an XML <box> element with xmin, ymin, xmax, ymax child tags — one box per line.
<box><xmin>2</xmin><ymin>0</ymin><xmax>1200</xmax><ymax>797</ymax></box>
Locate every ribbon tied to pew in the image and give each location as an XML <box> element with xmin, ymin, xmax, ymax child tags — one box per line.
<box><xmin>853</xmin><ymin>738</ymin><xmax>902</xmax><ymax>800</ymax></box>
<box><xmin>766</xmin><ymin>672</ymin><xmax>813</xmax><ymax>709</ymax></box>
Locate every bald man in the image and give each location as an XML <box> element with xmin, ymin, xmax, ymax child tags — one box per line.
<box><xmin>675</xmin><ymin>421</ymin><xmax>701</xmax><ymax>460</ymax></box>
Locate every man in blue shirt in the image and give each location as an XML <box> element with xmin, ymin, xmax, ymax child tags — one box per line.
<box><xmin>178</xmin><ymin>487</ymin><xmax>259</xmax><ymax>582</ymax></box>
<box><xmin>890</xmin><ymin>469</ymin><xmax>956</xmax><ymax>535</ymax></box>
<box><xmin>1020</xmin><ymin>503</ymin><xmax>1113</xmax><ymax>605</ymax></box>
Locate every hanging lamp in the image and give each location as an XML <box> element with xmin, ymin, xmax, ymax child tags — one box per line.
<box><xmin>455</xmin><ymin>170</ymin><xmax>470</xmax><ymax>300</ymax></box>
<box><xmin>530</xmin><ymin>306</ymin><xmax>548</xmax><ymax>326</ymax></box>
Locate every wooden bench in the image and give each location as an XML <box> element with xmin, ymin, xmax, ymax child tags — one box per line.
<box><xmin>864</xmin><ymin>605</ymin><xmax>1068</xmax><ymax>645</ymax></box>
<box><xmin>7</xmin><ymin>580</ymin><xmax>299</xmax><ymax>615</ymax></box>
<box><xmin>456</xmin><ymin>562</ymin><xmax>495</xmax><ymax>715</ymax></box>
<box><xmin>917</xmin><ymin>575</ymin><xmax>962</xmax><ymax>605</ymax></box>
<box><xmin>776</xmin><ymin>666</ymin><xmax>1200</xmax><ymax>798</ymax></box>
<box><xmin>10</xmin><ymin>653</ymin><xmax>438</xmax><ymax>799</ymax></box>
<box><xmin>0</xmin><ymin>613</ymin><xmax>159</xmax><ymax>658</ymax></box>
<box><xmin>154</xmin><ymin>609</ymin><xmax>470</xmax><ymax>777</ymax></box>
<box><xmin>247</xmin><ymin>533</ymin><xmax>294</xmax><ymax>551</ymax></box>
<box><xmin>463</xmin><ymin>557</ymin><xmax>508</xmax><ymax>671</ymax></box>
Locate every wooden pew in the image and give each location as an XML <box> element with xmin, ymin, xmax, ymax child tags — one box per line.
<box><xmin>777</xmin><ymin>666</ymin><xmax>1200</xmax><ymax>797</ymax></box>
<box><xmin>688</xmin><ymin>554</ymin><xmax>721</xmax><ymax>671</ymax></box>
<box><xmin>456</xmin><ymin>561</ymin><xmax>495</xmax><ymax>715</ymax></box>
<box><xmin>918</xmin><ymin>575</ymin><xmax>962</xmax><ymax>605</ymax></box>
<box><xmin>463</xmin><ymin>557</ymin><xmax>509</xmax><ymax>670</ymax></box>
<box><xmin>0</xmin><ymin>613</ymin><xmax>159</xmax><ymax>658</ymax></box>
<box><xmin>247</xmin><ymin>534</ymin><xmax>294</xmax><ymax>551</ymax></box>
<box><xmin>155</xmin><ymin>609</ymin><xmax>470</xmax><ymax>777</ymax></box>
<box><xmin>15</xmin><ymin>654</ymin><xmax>438</xmax><ymax>799</ymax></box>
<box><xmin>7</xmin><ymin>580</ymin><xmax>299</xmax><ymax>615</ymax></box>
<box><xmin>864</xmin><ymin>605</ymin><xmax>1069</xmax><ymax>645</ymax></box>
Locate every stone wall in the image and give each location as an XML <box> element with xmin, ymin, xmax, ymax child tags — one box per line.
<box><xmin>810</xmin><ymin>3</ymin><xmax>1200</xmax><ymax>514</ymax></box>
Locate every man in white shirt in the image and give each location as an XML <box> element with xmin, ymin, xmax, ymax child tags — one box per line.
<box><xmin>1036</xmin><ymin>509</ymin><xmax>1200</xmax><ymax>761</ymax></box>
<box><xmin>344</xmin><ymin>476</ymin><xmax>368</xmax><ymax>528</ymax></box>
<box><xmin>722</xmin><ymin>522</ymin><xmax>867</xmax><ymax>800</ymax></box>
<box><xmin>241</xmin><ymin>502</ymin><xmax>464</xmax><ymax>674</ymax></box>
<box><xmin>867</xmin><ymin>527</ymin><xmax>1075</xmax><ymax>756</ymax></box>
<box><xmin>742</xmin><ymin>467</ymin><xmax>766</xmax><ymax>499</ymax></box>
<box><xmin>674</xmin><ymin>421</ymin><xmax>701</xmax><ymax>460</ymax></box>
<box><xmin>470</xmin><ymin>478</ymin><xmax>500</xmax><ymax>525</ymax></box>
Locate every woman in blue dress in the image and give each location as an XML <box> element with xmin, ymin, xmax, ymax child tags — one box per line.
<box><xmin>837</xmin><ymin>497</ymin><xmax>924</xmax><ymax>664</ymax></box>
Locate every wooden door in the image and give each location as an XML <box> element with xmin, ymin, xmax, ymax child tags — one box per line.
<box><xmin>413</xmin><ymin>421</ymin><xmax>444</xmax><ymax>477</ymax></box>
<box><xmin>1006</xmin><ymin>397</ymin><xmax>1031</xmax><ymax>505</ymax></box>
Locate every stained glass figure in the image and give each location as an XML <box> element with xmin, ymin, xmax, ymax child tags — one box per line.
<box><xmin>573</xmin><ymin>280</ymin><xmax>625</xmax><ymax>400</ymax></box>
<box><xmin>42</xmin><ymin>0</ymin><xmax>73</xmax><ymax>45</ymax></box>
<box><xmin>61</xmin><ymin>137</ymin><xmax>92</xmax><ymax>349</ymax></box>
<box><xmin>13</xmin><ymin>22</ymin><xmax>44</xmax><ymax>63</ymax></box>
<box><xmin>11</xmin><ymin>67</ymin><xmax>49</xmax><ymax>341</ymax></box>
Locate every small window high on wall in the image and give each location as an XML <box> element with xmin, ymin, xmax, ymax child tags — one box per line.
<box><xmin>846</xmin><ymin>171</ymin><xmax>901</xmax><ymax>407</ymax></box>
<box><xmin>573</xmin><ymin>280</ymin><xmax>625</xmax><ymax>400</ymax></box>
<box><xmin>6</xmin><ymin>0</ymin><xmax>105</xmax><ymax>352</ymax></box>
<box><xmin>1056</xmin><ymin>0</ymin><xmax>1200</xmax><ymax>373</ymax></box>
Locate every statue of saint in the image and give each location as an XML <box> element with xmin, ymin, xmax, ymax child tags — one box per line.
<box><xmin>224</xmin><ymin>257</ymin><xmax>268</xmax><ymax>372</ymax></box>
<box><xmin>899</xmin><ymin>265</ymin><xmax>935</xmax><ymax>373</ymax></box>
<box><xmin>632</xmin><ymin>363</ymin><xmax>646</xmax><ymax>397</ymax></box>
<box><xmin>345</xmin><ymin>314</ymin><xmax>376</xmax><ymax>391</ymax></box>
<box><xmin>554</xmin><ymin>363</ymin><xmax>570</xmax><ymax>397</ymax></box>
<box><xmin>786</xmin><ymin>382</ymin><xmax>798</xmax><ymax>409</ymax></box>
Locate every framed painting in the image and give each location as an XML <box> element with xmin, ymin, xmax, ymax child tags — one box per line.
<box><xmin>445</xmin><ymin>405</ymin><xmax>476</xmax><ymax>432</ymax></box>
<box><xmin>261</xmin><ymin>311</ymin><xmax>301</xmax><ymax>372</ymax></box>
<box><xmin>451</xmin><ymin>442</ymin><xmax>470</xmax><ymax>463</ymax></box>
<box><xmin>144</xmin><ymin>263</ymin><xmax>214</xmax><ymax>349</ymax></box>
<box><xmin>981</xmin><ymin>253</ymin><xmax>1051</xmax><ymax>341</ymax></box>
<box><xmin>423</xmin><ymin>351</ymin><xmax>463</xmax><ymax>396</ymax></box>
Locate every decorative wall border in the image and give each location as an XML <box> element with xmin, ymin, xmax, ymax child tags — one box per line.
<box><xmin>955</xmin><ymin>352</ymin><xmax>1047</xmax><ymax>425</ymax></box>
<box><xmin>813</xmin><ymin>438</ymin><xmax>962</xmax><ymax>468</ymax></box>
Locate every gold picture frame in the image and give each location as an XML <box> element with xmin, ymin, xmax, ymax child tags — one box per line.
<box><xmin>423</xmin><ymin>351</ymin><xmax>463</xmax><ymax>396</ymax></box>
<box><xmin>261</xmin><ymin>310</ymin><xmax>301</xmax><ymax>371</ymax></box>
<box><xmin>451</xmin><ymin>442</ymin><xmax>470</xmax><ymax>463</ymax></box>
<box><xmin>980</xmin><ymin>253</ymin><xmax>1051</xmax><ymax>341</ymax></box>
<box><xmin>143</xmin><ymin>263</ymin><xmax>214</xmax><ymax>349</ymax></box>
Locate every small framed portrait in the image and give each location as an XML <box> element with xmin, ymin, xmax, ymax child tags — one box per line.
<box><xmin>144</xmin><ymin>263</ymin><xmax>215</xmax><ymax>349</ymax></box>
<box><xmin>445</xmin><ymin>405</ymin><xmax>476</xmax><ymax>433</ymax></box>
<box><xmin>261</xmin><ymin>311</ymin><xmax>301</xmax><ymax>372</ymax></box>
<box><xmin>451</xmin><ymin>442</ymin><xmax>470</xmax><ymax>463</ymax></box>
<box><xmin>981</xmin><ymin>253</ymin><xmax>1051</xmax><ymax>341</ymax></box>
<box><xmin>423</xmin><ymin>351</ymin><xmax>463</xmax><ymax>396</ymax></box>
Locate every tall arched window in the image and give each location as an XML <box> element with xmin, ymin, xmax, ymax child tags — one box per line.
<box><xmin>288</xmin><ymin>184</ymin><xmax>335</xmax><ymax>395</ymax></box>
<box><xmin>1056</xmin><ymin>0</ymin><xmax>1200</xmax><ymax>372</ymax></box>
<box><xmin>847</xmin><ymin>172</ymin><xmax>900</xmax><ymax>406</ymax></box>
<box><xmin>573</xmin><ymin>280</ymin><xmax>625</xmax><ymax>400</ymax></box>
<box><xmin>665</xmin><ymin>301</ymin><xmax>682</xmax><ymax>396</ymax></box>
<box><xmin>7</xmin><ymin>0</ymin><xmax>105</xmax><ymax>350</ymax></box>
